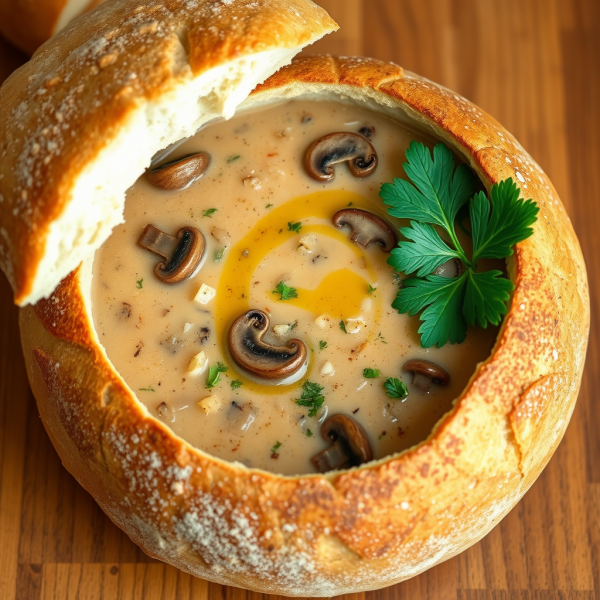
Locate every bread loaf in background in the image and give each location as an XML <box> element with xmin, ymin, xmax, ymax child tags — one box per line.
<box><xmin>0</xmin><ymin>0</ymin><xmax>104</xmax><ymax>55</ymax></box>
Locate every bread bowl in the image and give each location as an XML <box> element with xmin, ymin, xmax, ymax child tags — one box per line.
<box><xmin>0</xmin><ymin>0</ymin><xmax>105</xmax><ymax>55</ymax></box>
<box><xmin>0</xmin><ymin>0</ymin><xmax>589</xmax><ymax>596</ymax></box>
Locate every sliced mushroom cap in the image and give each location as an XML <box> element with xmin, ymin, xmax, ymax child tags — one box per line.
<box><xmin>147</xmin><ymin>152</ymin><xmax>210</xmax><ymax>190</ymax></box>
<box><xmin>138</xmin><ymin>224</ymin><xmax>206</xmax><ymax>283</ymax></box>
<box><xmin>434</xmin><ymin>258</ymin><xmax>462</xmax><ymax>278</ymax></box>
<box><xmin>332</xmin><ymin>208</ymin><xmax>398</xmax><ymax>252</ymax></box>
<box><xmin>310</xmin><ymin>414</ymin><xmax>373</xmax><ymax>473</ymax></box>
<box><xmin>228</xmin><ymin>310</ymin><xmax>308</xmax><ymax>380</ymax></box>
<box><xmin>403</xmin><ymin>359</ymin><xmax>450</xmax><ymax>392</ymax></box>
<box><xmin>305</xmin><ymin>132</ymin><xmax>377</xmax><ymax>182</ymax></box>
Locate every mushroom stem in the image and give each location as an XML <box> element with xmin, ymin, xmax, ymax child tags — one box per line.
<box><xmin>139</xmin><ymin>226</ymin><xmax>180</xmax><ymax>262</ymax></box>
<box><xmin>311</xmin><ymin>414</ymin><xmax>373</xmax><ymax>473</ymax></box>
<box><xmin>138</xmin><ymin>224</ymin><xmax>206</xmax><ymax>284</ymax></box>
<box><xmin>311</xmin><ymin>442</ymin><xmax>350</xmax><ymax>472</ymax></box>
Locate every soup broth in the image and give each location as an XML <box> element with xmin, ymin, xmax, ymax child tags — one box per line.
<box><xmin>91</xmin><ymin>100</ymin><xmax>497</xmax><ymax>475</ymax></box>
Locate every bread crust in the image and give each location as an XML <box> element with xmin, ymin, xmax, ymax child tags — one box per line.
<box><xmin>0</xmin><ymin>0</ymin><xmax>337</xmax><ymax>305</ymax></box>
<box><xmin>15</xmin><ymin>52</ymin><xmax>590</xmax><ymax>595</ymax></box>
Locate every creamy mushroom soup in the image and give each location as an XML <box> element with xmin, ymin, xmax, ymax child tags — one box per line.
<box><xmin>92</xmin><ymin>100</ymin><xmax>498</xmax><ymax>475</ymax></box>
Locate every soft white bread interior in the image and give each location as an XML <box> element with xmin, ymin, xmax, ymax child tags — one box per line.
<box><xmin>0</xmin><ymin>0</ymin><xmax>337</xmax><ymax>306</ymax></box>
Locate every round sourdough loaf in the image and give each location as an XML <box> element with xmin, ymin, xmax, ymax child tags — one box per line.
<box><xmin>1</xmin><ymin>1</ymin><xmax>589</xmax><ymax>596</ymax></box>
<box><xmin>0</xmin><ymin>0</ymin><xmax>105</xmax><ymax>55</ymax></box>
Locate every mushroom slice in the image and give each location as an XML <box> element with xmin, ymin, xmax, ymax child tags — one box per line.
<box><xmin>138</xmin><ymin>224</ymin><xmax>206</xmax><ymax>284</ymax></box>
<box><xmin>311</xmin><ymin>414</ymin><xmax>373</xmax><ymax>473</ymax></box>
<box><xmin>305</xmin><ymin>132</ymin><xmax>377</xmax><ymax>181</ymax></box>
<box><xmin>332</xmin><ymin>208</ymin><xmax>398</xmax><ymax>252</ymax></box>
<box><xmin>228</xmin><ymin>310</ymin><xmax>308</xmax><ymax>380</ymax></box>
<box><xmin>403</xmin><ymin>359</ymin><xmax>450</xmax><ymax>392</ymax></box>
<box><xmin>147</xmin><ymin>152</ymin><xmax>210</xmax><ymax>190</ymax></box>
<box><xmin>434</xmin><ymin>258</ymin><xmax>462</xmax><ymax>278</ymax></box>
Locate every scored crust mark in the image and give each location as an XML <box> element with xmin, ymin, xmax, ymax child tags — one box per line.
<box><xmin>228</xmin><ymin>310</ymin><xmax>307</xmax><ymax>380</ymax></box>
<box><xmin>332</xmin><ymin>209</ymin><xmax>397</xmax><ymax>252</ymax></box>
<box><xmin>311</xmin><ymin>414</ymin><xmax>373</xmax><ymax>473</ymax></box>
<box><xmin>147</xmin><ymin>152</ymin><xmax>210</xmax><ymax>190</ymax></box>
<box><xmin>403</xmin><ymin>360</ymin><xmax>450</xmax><ymax>392</ymax></box>
<box><xmin>138</xmin><ymin>225</ymin><xmax>206</xmax><ymax>284</ymax></box>
<box><xmin>305</xmin><ymin>132</ymin><xmax>377</xmax><ymax>181</ymax></box>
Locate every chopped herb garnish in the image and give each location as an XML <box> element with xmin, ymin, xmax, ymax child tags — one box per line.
<box><xmin>367</xmin><ymin>284</ymin><xmax>377</xmax><ymax>295</ymax></box>
<box><xmin>289</xmin><ymin>320</ymin><xmax>298</xmax><ymax>330</ymax></box>
<box><xmin>339</xmin><ymin>320</ymin><xmax>347</xmax><ymax>333</ymax></box>
<box><xmin>306</xmin><ymin>429</ymin><xmax>314</xmax><ymax>437</ymax></box>
<box><xmin>272</xmin><ymin>281</ymin><xmax>298</xmax><ymax>300</ymax></box>
<box><xmin>378</xmin><ymin>431</ymin><xmax>387</xmax><ymax>440</ymax></box>
<box><xmin>270</xmin><ymin>441</ymin><xmax>282</xmax><ymax>458</ymax></box>
<box><xmin>227</xmin><ymin>155</ymin><xmax>241</xmax><ymax>163</ymax></box>
<box><xmin>138</xmin><ymin>386</ymin><xmax>155</xmax><ymax>392</ymax></box>
<box><xmin>136</xmin><ymin>278</ymin><xmax>143</xmax><ymax>289</ymax></box>
<box><xmin>231</xmin><ymin>380</ymin><xmax>242</xmax><ymax>390</ymax></box>
<box><xmin>202</xmin><ymin>208</ymin><xmax>218</xmax><ymax>218</ymax></box>
<box><xmin>381</xmin><ymin>141</ymin><xmax>538</xmax><ymax>348</ymax></box>
<box><xmin>295</xmin><ymin>381</ymin><xmax>325</xmax><ymax>417</ymax></box>
<box><xmin>288</xmin><ymin>221</ymin><xmax>302</xmax><ymax>233</ymax></box>
<box><xmin>205</xmin><ymin>362</ymin><xmax>228</xmax><ymax>388</ymax></box>
<box><xmin>319</xmin><ymin>340</ymin><xmax>328</xmax><ymax>351</ymax></box>
<box><xmin>348</xmin><ymin>202</ymin><xmax>353</xmax><ymax>207</ymax></box>
<box><xmin>363</xmin><ymin>368</ymin><xmax>380</xmax><ymax>379</ymax></box>
<box><xmin>377</xmin><ymin>332</ymin><xmax>388</xmax><ymax>344</ymax></box>
<box><xmin>384</xmin><ymin>377</ymin><xmax>408</xmax><ymax>399</ymax></box>
<box><xmin>265</xmin><ymin>203</ymin><xmax>273</xmax><ymax>209</ymax></box>
<box><xmin>214</xmin><ymin>248</ymin><xmax>225</xmax><ymax>262</ymax></box>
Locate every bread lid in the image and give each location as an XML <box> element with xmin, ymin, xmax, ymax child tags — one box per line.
<box><xmin>0</xmin><ymin>0</ymin><xmax>338</xmax><ymax>306</ymax></box>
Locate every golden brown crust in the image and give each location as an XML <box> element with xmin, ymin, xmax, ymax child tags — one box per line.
<box><xmin>0</xmin><ymin>0</ymin><xmax>337</xmax><ymax>305</ymax></box>
<box><xmin>17</xmin><ymin>55</ymin><xmax>589</xmax><ymax>596</ymax></box>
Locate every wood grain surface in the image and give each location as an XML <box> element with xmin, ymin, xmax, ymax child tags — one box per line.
<box><xmin>0</xmin><ymin>1</ymin><xmax>598</xmax><ymax>598</ymax></box>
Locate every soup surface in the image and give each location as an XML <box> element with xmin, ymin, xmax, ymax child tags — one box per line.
<box><xmin>92</xmin><ymin>99</ymin><xmax>497</xmax><ymax>475</ymax></box>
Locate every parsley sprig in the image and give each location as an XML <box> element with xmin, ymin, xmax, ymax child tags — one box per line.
<box><xmin>381</xmin><ymin>141</ymin><xmax>538</xmax><ymax>348</ymax></box>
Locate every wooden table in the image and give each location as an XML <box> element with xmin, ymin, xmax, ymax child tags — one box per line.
<box><xmin>1</xmin><ymin>1</ymin><xmax>598</xmax><ymax>598</ymax></box>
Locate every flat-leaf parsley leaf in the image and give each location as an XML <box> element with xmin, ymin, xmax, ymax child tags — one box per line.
<box><xmin>381</xmin><ymin>141</ymin><xmax>538</xmax><ymax>347</ymax></box>
<box><xmin>288</xmin><ymin>221</ymin><xmax>302</xmax><ymax>233</ymax></box>
<box><xmin>363</xmin><ymin>368</ymin><xmax>380</xmax><ymax>378</ymax></box>
<box><xmin>272</xmin><ymin>281</ymin><xmax>298</xmax><ymax>300</ymax></box>
<box><xmin>384</xmin><ymin>377</ymin><xmax>408</xmax><ymax>399</ymax></box>
<box><xmin>205</xmin><ymin>362</ymin><xmax>228</xmax><ymax>388</ymax></box>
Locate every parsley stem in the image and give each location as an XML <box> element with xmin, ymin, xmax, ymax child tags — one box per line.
<box><xmin>445</xmin><ymin>225</ymin><xmax>471</xmax><ymax>269</ymax></box>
